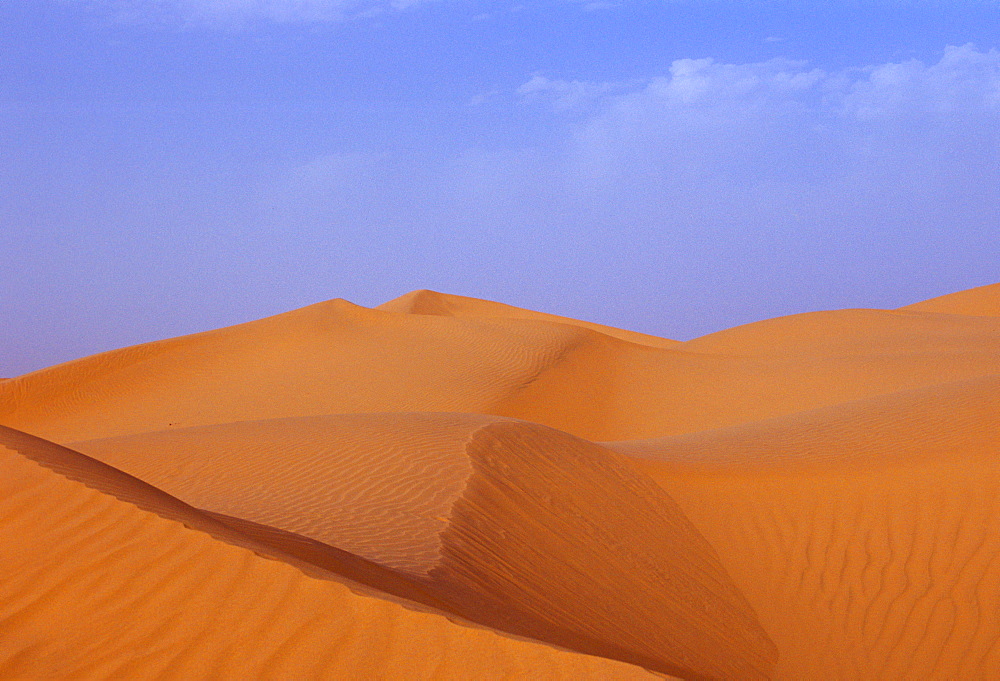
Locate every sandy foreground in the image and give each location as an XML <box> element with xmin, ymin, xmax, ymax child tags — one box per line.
<box><xmin>1</xmin><ymin>282</ymin><xmax>998</xmax><ymax>680</ymax></box>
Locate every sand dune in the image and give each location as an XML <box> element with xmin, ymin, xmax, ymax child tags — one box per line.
<box><xmin>4</xmin><ymin>290</ymin><xmax>999</xmax><ymax>444</ymax></box>
<box><xmin>0</xmin><ymin>299</ymin><xmax>604</xmax><ymax>441</ymax></box>
<box><xmin>2</xmin><ymin>281</ymin><xmax>999</xmax><ymax>679</ymax></box>
<box><xmin>610</xmin><ymin>375</ymin><xmax>1000</xmax><ymax>679</ymax></box>
<box><xmin>900</xmin><ymin>282</ymin><xmax>1000</xmax><ymax>316</ymax></box>
<box><xmin>0</xmin><ymin>425</ymin><xmax>665</xmax><ymax>680</ymax></box>
<box><xmin>74</xmin><ymin>413</ymin><xmax>776</xmax><ymax>680</ymax></box>
<box><xmin>378</xmin><ymin>289</ymin><xmax>679</xmax><ymax>348</ymax></box>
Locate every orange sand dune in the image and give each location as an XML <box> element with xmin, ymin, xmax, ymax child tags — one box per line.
<box><xmin>609</xmin><ymin>374</ymin><xmax>1000</xmax><ymax>679</ymax></box>
<box><xmin>4</xmin><ymin>289</ymin><xmax>999</xmax><ymax>444</ymax></box>
<box><xmin>74</xmin><ymin>413</ymin><xmax>776</xmax><ymax>680</ymax></box>
<box><xmin>677</xmin><ymin>307</ymin><xmax>1000</xmax><ymax>357</ymax></box>
<box><xmin>899</xmin><ymin>282</ymin><xmax>1000</xmax><ymax>316</ymax></box>
<box><xmin>0</xmin><ymin>299</ymin><xmax>605</xmax><ymax>441</ymax></box>
<box><xmin>378</xmin><ymin>289</ymin><xmax>679</xmax><ymax>348</ymax></box>
<box><xmin>0</xmin><ymin>425</ymin><xmax>665</xmax><ymax>680</ymax></box>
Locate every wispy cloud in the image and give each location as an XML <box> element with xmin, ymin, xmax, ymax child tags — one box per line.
<box><xmin>519</xmin><ymin>45</ymin><xmax>1000</xmax><ymax>180</ymax></box>
<box><xmin>522</xmin><ymin>45</ymin><xmax>1000</xmax><ymax>119</ymax></box>
<box><xmin>72</xmin><ymin>0</ymin><xmax>439</xmax><ymax>24</ymax></box>
<box><xmin>841</xmin><ymin>44</ymin><xmax>1000</xmax><ymax>119</ymax></box>
<box><xmin>517</xmin><ymin>74</ymin><xmax>635</xmax><ymax>113</ymax></box>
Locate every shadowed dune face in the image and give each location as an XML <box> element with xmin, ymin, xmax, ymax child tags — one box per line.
<box><xmin>611</xmin><ymin>375</ymin><xmax>1000</xmax><ymax>679</ymax></box>
<box><xmin>0</xmin><ymin>426</ymin><xmax>666</xmax><ymax>680</ymax></box>
<box><xmin>75</xmin><ymin>413</ymin><xmax>777</xmax><ymax>680</ymax></box>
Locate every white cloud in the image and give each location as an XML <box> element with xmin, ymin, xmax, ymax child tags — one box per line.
<box><xmin>840</xmin><ymin>44</ymin><xmax>1000</xmax><ymax>120</ymax></box>
<box><xmin>522</xmin><ymin>44</ymin><xmax>1000</xmax><ymax>119</ymax></box>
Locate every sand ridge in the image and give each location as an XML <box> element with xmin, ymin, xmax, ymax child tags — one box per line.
<box><xmin>378</xmin><ymin>289</ymin><xmax>680</xmax><ymax>348</ymax></box>
<box><xmin>75</xmin><ymin>413</ymin><xmax>495</xmax><ymax>575</ymax></box>
<box><xmin>0</xmin><ymin>299</ymin><xmax>606</xmax><ymax>442</ymax></box>
<box><xmin>75</xmin><ymin>413</ymin><xmax>776</xmax><ymax>680</ymax></box>
<box><xmin>0</xmin><ymin>425</ymin><xmax>667</xmax><ymax>680</ymax></box>
<box><xmin>900</xmin><ymin>282</ymin><xmax>1000</xmax><ymax>317</ymax></box>
<box><xmin>6</xmin><ymin>290</ymin><xmax>1000</xmax><ymax>445</ymax></box>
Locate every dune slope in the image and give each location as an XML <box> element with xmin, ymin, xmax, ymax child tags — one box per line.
<box><xmin>0</xmin><ymin>424</ymin><xmax>672</xmax><ymax>680</ymax></box>
<box><xmin>900</xmin><ymin>282</ymin><xmax>1000</xmax><ymax>316</ymax></box>
<box><xmin>610</xmin><ymin>375</ymin><xmax>1000</xmax><ymax>679</ymax></box>
<box><xmin>75</xmin><ymin>413</ymin><xmax>776</xmax><ymax>680</ymax></box>
<box><xmin>0</xmin><ymin>300</ymin><xmax>608</xmax><ymax>442</ymax></box>
<box><xmin>378</xmin><ymin>289</ymin><xmax>679</xmax><ymax>348</ymax></box>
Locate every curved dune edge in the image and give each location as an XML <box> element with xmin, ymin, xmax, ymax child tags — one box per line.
<box><xmin>377</xmin><ymin>289</ymin><xmax>679</xmax><ymax>348</ymax></box>
<box><xmin>75</xmin><ymin>413</ymin><xmax>776</xmax><ymax>680</ymax></box>
<box><xmin>900</xmin><ymin>282</ymin><xmax>1000</xmax><ymax>317</ymax></box>
<box><xmin>609</xmin><ymin>375</ymin><xmax>1000</xmax><ymax>679</ymax></box>
<box><xmin>77</xmin><ymin>413</ymin><xmax>498</xmax><ymax>576</ymax></box>
<box><xmin>0</xmin><ymin>425</ymin><xmax>669</xmax><ymax>680</ymax></box>
<box><xmin>432</xmin><ymin>419</ymin><xmax>776</xmax><ymax>680</ymax></box>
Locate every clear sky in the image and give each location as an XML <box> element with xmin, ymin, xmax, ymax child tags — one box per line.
<box><xmin>2</xmin><ymin>0</ymin><xmax>999</xmax><ymax>376</ymax></box>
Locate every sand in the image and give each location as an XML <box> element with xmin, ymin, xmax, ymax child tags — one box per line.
<box><xmin>1</xmin><ymin>282</ymin><xmax>998</xmax><ymax>679</ymax></box>
<box><xmin>900</xmin><ymin>282</ymin><xmax>1000</xmax><ymax>317</ymax></box>
<box><xmin>608</xmin><ymin>375</ymin><xmax>1000</xmax><ymax>679</ymax></box>
<box><xmin>0</xmin><ymin>426</ymin><xmax>663</xmax><ymax>680</ymax></box>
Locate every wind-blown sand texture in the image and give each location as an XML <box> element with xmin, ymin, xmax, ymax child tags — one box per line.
<box><xmin>1</xmin><ymin>282</ymin><xmax>998</xmax><ymax>679</ymax></box>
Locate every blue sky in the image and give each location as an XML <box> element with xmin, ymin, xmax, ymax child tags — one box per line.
<box><xmin>2</xmin><ymin>0</ymin><xmax>999</xmax><ymax>376</ymax></box>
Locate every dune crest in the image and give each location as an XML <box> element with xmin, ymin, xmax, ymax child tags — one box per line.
<box><xmin>0</xmin><ymin>299</ymin><xmax>600</xmax><ymax>441</ymax></box>
<box><xmin>378</xmin><ymin>289</ymin><xmax>679</xmax><ymax>348</ymax></box>
<box><xmin>900</xmin><ymin>282</ymin><xmax>1000</xmax><ymax>317</ymax></box>
<box><xmin>76</xmin><ymin>413</ymin><xmax>776</xmax><ymax>680</ymax></box>
<box><xmin>0</xmin><ymin>425</ymin><xmax>665</xmax><ymax>680</ymax></box>
<box><xmin>5</xmin><ymin>286</ymin><xmax>1000</xmax><ymax>444</ymax></box>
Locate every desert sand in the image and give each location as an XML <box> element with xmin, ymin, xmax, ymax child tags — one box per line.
<box><xmin>1</xmin><ymin>282</ymin><xmax>998</xmax><ymax>679</ymax></box>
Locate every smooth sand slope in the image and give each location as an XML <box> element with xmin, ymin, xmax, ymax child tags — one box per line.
<box><xmin>610</xmin><ymin>375</ymin><xmax>1000</xmax><ymax>679</ymax></box>
<box><xmin>74</xmin><ymin>413</ymin><xmax>776</xmax><ymax>680</ymax></box>
<box><xmin>900</xmin><ymin>282</ymin><xmax>1000</xmax><ymax>317</ymax></box>
<box><xmin>0</xmin><ymin>425</ymin><xmax>666</xmax><ymax>680</ymax></box>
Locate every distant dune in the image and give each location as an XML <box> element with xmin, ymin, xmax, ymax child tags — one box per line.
<box><xmin>899</xmin><ymin>282</ymin><xmax>1000</xmax><ymax>316</ymax></box>
<box><xmin>377</xmin><ymin>289</ymin><xmax>680</xmax><ymax>348</ymax></box>
<box><xmin>1</xmin><ymin>283</ymin><xmax>998</xmax><ymax>679</ymax></box>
